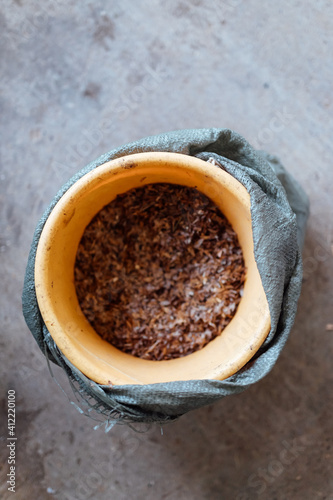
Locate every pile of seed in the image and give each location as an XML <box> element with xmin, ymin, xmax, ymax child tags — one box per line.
<box><xmin>74</xmin><ymin>183</ymin><xmax>246</xmax><ymax>361</ymax></box>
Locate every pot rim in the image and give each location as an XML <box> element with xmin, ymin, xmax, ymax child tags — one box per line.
<box><xmin>35</xmin><ymin>152</ymin><xmax>271</xmax><ymax>385</ymax></box>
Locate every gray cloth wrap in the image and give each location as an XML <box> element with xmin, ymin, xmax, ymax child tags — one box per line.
<box><xmin>22</xmin><ymin>128</ymin><xmax>309</xmax><ymax>425</ymax></box>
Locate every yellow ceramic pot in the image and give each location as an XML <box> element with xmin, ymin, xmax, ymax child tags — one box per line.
<box><xmin>35</xmin><ymin>152</ymin><xmax>270</xmax><ymax>385</ymax></box>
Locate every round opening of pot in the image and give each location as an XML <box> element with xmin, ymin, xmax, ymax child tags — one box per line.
<box><xmin>74</xmin><ymin>182</ymin><xmax>246</xmax><ymax>362</ymax></box>
<box><xmin>35</xmin><ymin>152</ymin><xmax>271</xmax><ymax>385</ymax></box>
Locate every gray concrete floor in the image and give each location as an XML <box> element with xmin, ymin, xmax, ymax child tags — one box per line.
<box><xmin>1</xmin><ymin>1</ymin><xmax>333</xmax><ymax>499</ymax></box>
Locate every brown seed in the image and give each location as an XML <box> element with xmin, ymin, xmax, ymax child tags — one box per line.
<box><xmin>74</xmin><ymin>183</ymin><xmax>246</xmax><ymax>361</ymax></box>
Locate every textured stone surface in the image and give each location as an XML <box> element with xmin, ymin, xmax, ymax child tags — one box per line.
<box><xmin>0</xmin><ymin>1</ymin><xmax>332</xmax><ymax>499</ymax></box>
